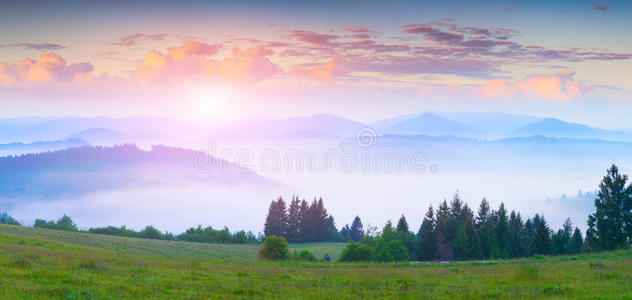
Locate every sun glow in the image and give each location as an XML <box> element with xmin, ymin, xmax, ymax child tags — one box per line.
<box><xmin>186</xmin><ymin>84</ymin><xmax>233</xmax><ymax>122</ymax></box>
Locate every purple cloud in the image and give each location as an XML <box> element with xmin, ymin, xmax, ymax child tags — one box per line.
<box><xmin>2</xmin><ymin>43</ymin><xmax>66</xmax><ymax>50</ymax></box>
<box><xmin>111</xmin><ymin>33</ymin><xmax>168</xmax><ymax>46</ymax></box>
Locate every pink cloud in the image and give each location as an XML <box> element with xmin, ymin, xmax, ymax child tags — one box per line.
<box><xmin>287</xmin><ymin>30</ymin><xmax>339</xmax><ymax>46</ymax></box>
<box><xmin>134</xmin><ymin>41</ymin><xmax>280</xmax><ymax>84</ymax></box>
<box><xmin>477</xmin><ymin>71</ymin><xmax>586</xmax><ymax>101</ymax></box>
<box><xmin>0</xmin><ymin>53</ymin><xmax>94</xmax><ymax>85</ymax></box>
<box><xmin>290</xmin><ymin>59</ymin><xmax>349</xmax><ymax>82</ymax></box>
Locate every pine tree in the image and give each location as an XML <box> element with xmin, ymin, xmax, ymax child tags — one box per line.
<box><xmin>417</xmin><ymin>205</ymin><xmax>437</xmax><ymax>261</ymax></box>
<box><xmin>349</xmin><ymin>216</ymin><xmax>364</xmax><ymax>242</ymax></box>
<box><xmin>286</xmin><ymin>196</ymin><xmax>302</xmax><ymax>242</ymax></box>
<box><xmin>589</xmin><ymin>164</ymin><xmax>632</xmax><ymax>250</ymax></box>
<box><xmin>569</xmin><ymin>227</ymin><xmax>583</xmax><ymax>254</ymax></box>
<box><xmin>463</xmin><ymin>214</ymin><xmax>479</xmax><ymax>259</ymax></box>
<box><xmin>475</xmin><ymin>198</ymin><xmax>493</xmax><ymax>259</ymax></box>
<box><xmin>585</xmin><ymin>214</ymin><xmax>598</xmax><ymax>251</ymax></box>
<box><xmin>533</xmin><ymin>215</ymin><xmax>551</xmax><ymax>255</ymax></box>
<box><xmin>302</xmin><ymin>198</ymin><xmax>330</xmax><ymax>242</ymax></box>
<box><xmin>436</xmin><ymin>200</ymin><xmax>455</xmax><ymax>260</ymax></box>
<box><xmin>552</xmin><ymin>218</ymin><xmax>573</xmax><ymax>255</ymax></box>
<box><xmin>264</xmin><ymin>197</ymin><xmax>287</xmax><ymax>238</ymax></box>
<box><xmin>452</xmin><ymin>226</ymin><xmax>470</xmax><ymax>260</ymax></box>
<box><xmin>396</xmin><ymin>215</ymin><xmax>410</xmax><ymax>234</ymax></box>
<box><xmin>495</xmin><ymin>203</ymin><xmax>510</xmax><ymax>258</ymax></box>
<box><xmin>326</xmin><ymin>215</ymin><xmax>341</xmax><ymax>241</ymax></box>
<box><xmin>508</xmin><ymin>211</ymin><xmax>527</xmax><ymax>258</ymax></box>
<box><xmin>298</xmin><ymin>199</ymin><xmax>309</xmax><ymax>242</ymax></box>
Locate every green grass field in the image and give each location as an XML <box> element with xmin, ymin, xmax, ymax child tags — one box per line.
<box><xmin>1</xmin><ymin>224</ymin><xmax>631</xmax><ymax>299</ymax></box>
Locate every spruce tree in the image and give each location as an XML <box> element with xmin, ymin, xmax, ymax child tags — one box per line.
<box><xmin>508</xmin><ymin>211</ymin><xmax>527</xmax><ymax>258</ymax></box>
<box><xmin>589</xmin><ymin>164</ymin><xmax>632</xmax><ymax>250</ymax></box>
<box><xmin>533</xmin><ymin>215</ymin><xmax>551</xmax><ymax>255</ymax></box>
<box><xmin>350</xmin><ymin>216</ymin><xmax>364</xmax><ymax>242</ymax></box>
<box><xmin>396</xmin><ymin>215</ymin><xmax>410</xmax><ymax>234</ymax></box>
<box><xmin>264</xmin><ymin>197</ymin><xmax>287</xmax><ymax>238</ymax></box>
<box><xmin>286</xmin><ymin>196</ymin><xmax>302</xmax><ymax>242</ymax></box>
<box><xmin>475</xmin><ymin>198</ymin><xmax>493</xmax><ymax>259</ymax></box>
<box><xmin>569</xmin><ymin>227</ymin><xmax>583</xmax><ymax>254</ymax></box>
<box><xmin>417</xmin><ymin>205</ymin><xmax>437</xmax><ymax>261</ymax></box>
<box><xmin>495</xmin><ymin>203</ymin><xmax>510</xmax><ymax>258</ymax></box>
<box><xmin>436</xmin><ymin>200</ymin><xmax>455</xmax><ymax>260</ymax></box>
<box><xmin>452</xmin><ymin>226</ymin><xmax>470</xmax><ymax>260</ymax></box>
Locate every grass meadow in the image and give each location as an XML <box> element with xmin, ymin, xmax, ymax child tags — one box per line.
<box><xmin>1</xmin><ymin>224</ymin><xmax>631</xmax><ymax>299</ymax></box>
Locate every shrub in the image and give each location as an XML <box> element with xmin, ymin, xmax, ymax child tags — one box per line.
<box><xmin>292</xmin><ymin>250</ymin><xmax>317</xmax><ymax>261</ymax></box>
<box><xmin>258</xmin><ymin>236</ymin><xmax>289</xmax><ymax>260</ymax></box>
<box><xmin>340</xmin><ymin>241</ymin><xmax>374</xmax><ymax>262</ymax></box>
<box><xmin>138</xmin><ymin>226</ymin><xmax>164</xmax><ymax>240</ymax></box>
<box><xmin>33</xmin><ymin>215</ymin><xmax>78</xmax><ymax>232</ymax></box>
<box><xmin>0</xmin><ymin>212</ymin><xmax>20</xmax><ymax>225</ymax></box>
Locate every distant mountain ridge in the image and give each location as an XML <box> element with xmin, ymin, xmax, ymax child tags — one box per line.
<box><xmin>217</xmin><ymin>113</ymin><xmax>367</xmax><ymax>137</ymax></box>
<box><xmin>381</xmin><ymin>112</ymin><xmax>477</xmax><ymax>136</ymax></box>
<box><xmin>0</xmin><ymin>144</ymin><xmax>270</xmax><ymax>199</ymax></box>
<box><xmin>0</xmin><ymin>138</ymin><xmax>87</xmax><ymax>156</ymax></box>
<box><xmin>514</xmin><ymin>118</ymin><xmax>632</xmax><ymax>141</ymax></box>
<box><xmin>0</xmin><ymin>116</ymin><xmax>202</xmax><ymax>143</ymax></box>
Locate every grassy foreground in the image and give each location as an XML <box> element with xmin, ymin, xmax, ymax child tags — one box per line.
<box><xmin>1</xmin><ymin>225</ymin><xmax>631</xmax><ymax>299</ymax></box>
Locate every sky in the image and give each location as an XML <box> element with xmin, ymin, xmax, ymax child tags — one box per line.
<box><xmin>1</xmin><ymin>0</ymin><xmax>631</xmax><ymax>127</ymax></box>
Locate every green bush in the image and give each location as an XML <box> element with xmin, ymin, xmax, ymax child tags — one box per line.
<box><xmin>0</xmin><ymin>212</ymin><xmax>20</xmax><ymax>225</ymax></box>
<box><xmin>340</xmin><ymin>241</ymin><xmax>374</xmax><ymax>262</ymax></box>
<box><xmin>33</xmin><ymin>215</ymin><xmax>78</xmax><ymax>232</ymax></box>
<box><xmin>292</xmin><ymin>250</ymin><xmax>317</xmax><ymax>261</ymax></box>
<box><xmin>258</xmin><ymin>236</ymin><xmax>289</xmax><ymax>260</ymax></box>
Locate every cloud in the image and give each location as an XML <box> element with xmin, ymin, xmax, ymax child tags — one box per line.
<box><xmin>476</xmin><ymin>71</ymin><xmax>586</xmax><ymax>101</ymax></box>
<box><xmin>111</xmin><ymin>33</ymin><xmax>168</xmax><ymax>46</ymax></box>
<box><xmin>287</xmin><ymin>30</ymin><xmax>339</xmax><ymax>46</ymax></box>
<box><xmin>1</xmin><ymin>43</ymin><xmax>66</xmax><ymax>50</ymax></box>
<box><xmin>341</xmin><ymin>26</ymin><xmax>370</xmax><ymax>33</ymax></box>
<box><xmin>134</xmin><ymin>41</ymin><xmax>280</xmax><ymax>84</ymax></box>
<box><xmin>400</xmin><ymin>19</ymin><xmax>630</xmax><ymax>63</ymax></box>
<box><xmin>0</xmin><ymin>53</ymin><xmax>94</xmax><ymax>85</ymax></box>
<box><xmin>591</xmin><ymin>2</ymin><xmax>610</xmax><ymax>10</ymax></box>
<box><xmin>290</xmin><ymin>59</ymin><xmax>349</xmax><ymax>82</ymax></box>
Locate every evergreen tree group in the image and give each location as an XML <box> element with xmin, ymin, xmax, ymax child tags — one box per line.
<box><xmin>263</xmin><ymin>196</ymin><xmax>343</xmax><ymax>242</ymax></box>
<box><xmin>341</xmin><ymin>191</ymin><xmax>586</xmax><ymax>262</ymax></box>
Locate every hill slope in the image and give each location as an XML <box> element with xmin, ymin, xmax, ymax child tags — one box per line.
<box><xmin>0</xmin><ymin>224</ymin><xmax>630</xmax><ymax>298</ymax></box>
<box><xmin>0</xmin><ymin>144</ymin><xmax>269</xmax><ymax>199</ymax></box>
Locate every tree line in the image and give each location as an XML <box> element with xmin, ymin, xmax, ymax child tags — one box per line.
<box><xmin>340</xmin><ymin>164</ymin><xmax>632</xmax><ymax>262</ymax></box>
<box><xmin>22</xmin><ymin>214</ymin><xmax>260</xmax><ymax>244</ymax></box>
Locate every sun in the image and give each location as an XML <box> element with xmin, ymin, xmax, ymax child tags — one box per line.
<box><xmin>186</xmin><ymin>84</ymin><xmax>232</xmax><ymax>121</ymax></box>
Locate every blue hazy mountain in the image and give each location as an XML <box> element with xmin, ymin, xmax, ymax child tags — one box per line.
<box><xmin>0</xmin><ymin>144</ymin><xmax>270</xmax><ymax>199</ymax></box>
<box><xmin>66</xmin><ymin>128</ymin><xmax>129</xmax><ymax>144</ymax></box>
<box><xmin>514</xmin><ymin>118</ymin><xmax>632</xmax><ymax>141</ymax></box>
<box><xmin>372</xmin><ymin>111</ymin><xmax>541</xmax><ymax>137</ymax></box>
<box><xmin>0</xmin><ymin>117</ymin><xmax>202</xmax><ymax>143</ymax></box>
<box><xmin>218</xmin><ymin>113</ymin><xmax>367</xmax><ymax>137</ymax></box>
<box><xmin>0</xmin><ymin>138</ymin><xmax>87</xmax><ymax>156</ymax></box>
<box><xmin>381</xmin><ymin>112</ymin><xmax>477</xmax><ymax>136</ymax></box>
<box><xmin>433</xmin><ymin>111</ymin><xmax>542</xmax><ymax>136</ymax></box>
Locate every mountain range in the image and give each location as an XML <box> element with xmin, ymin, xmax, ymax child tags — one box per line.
<box><xmin>0</xmin><ymin>112</ymin><xmax>630</xmax><ymax>144</ymax></box>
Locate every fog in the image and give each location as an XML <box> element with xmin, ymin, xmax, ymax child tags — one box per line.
<box><xmin>4</xmin><ymin>134</ymin><xmax>624</xmax><ymax>234</ymax></box>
